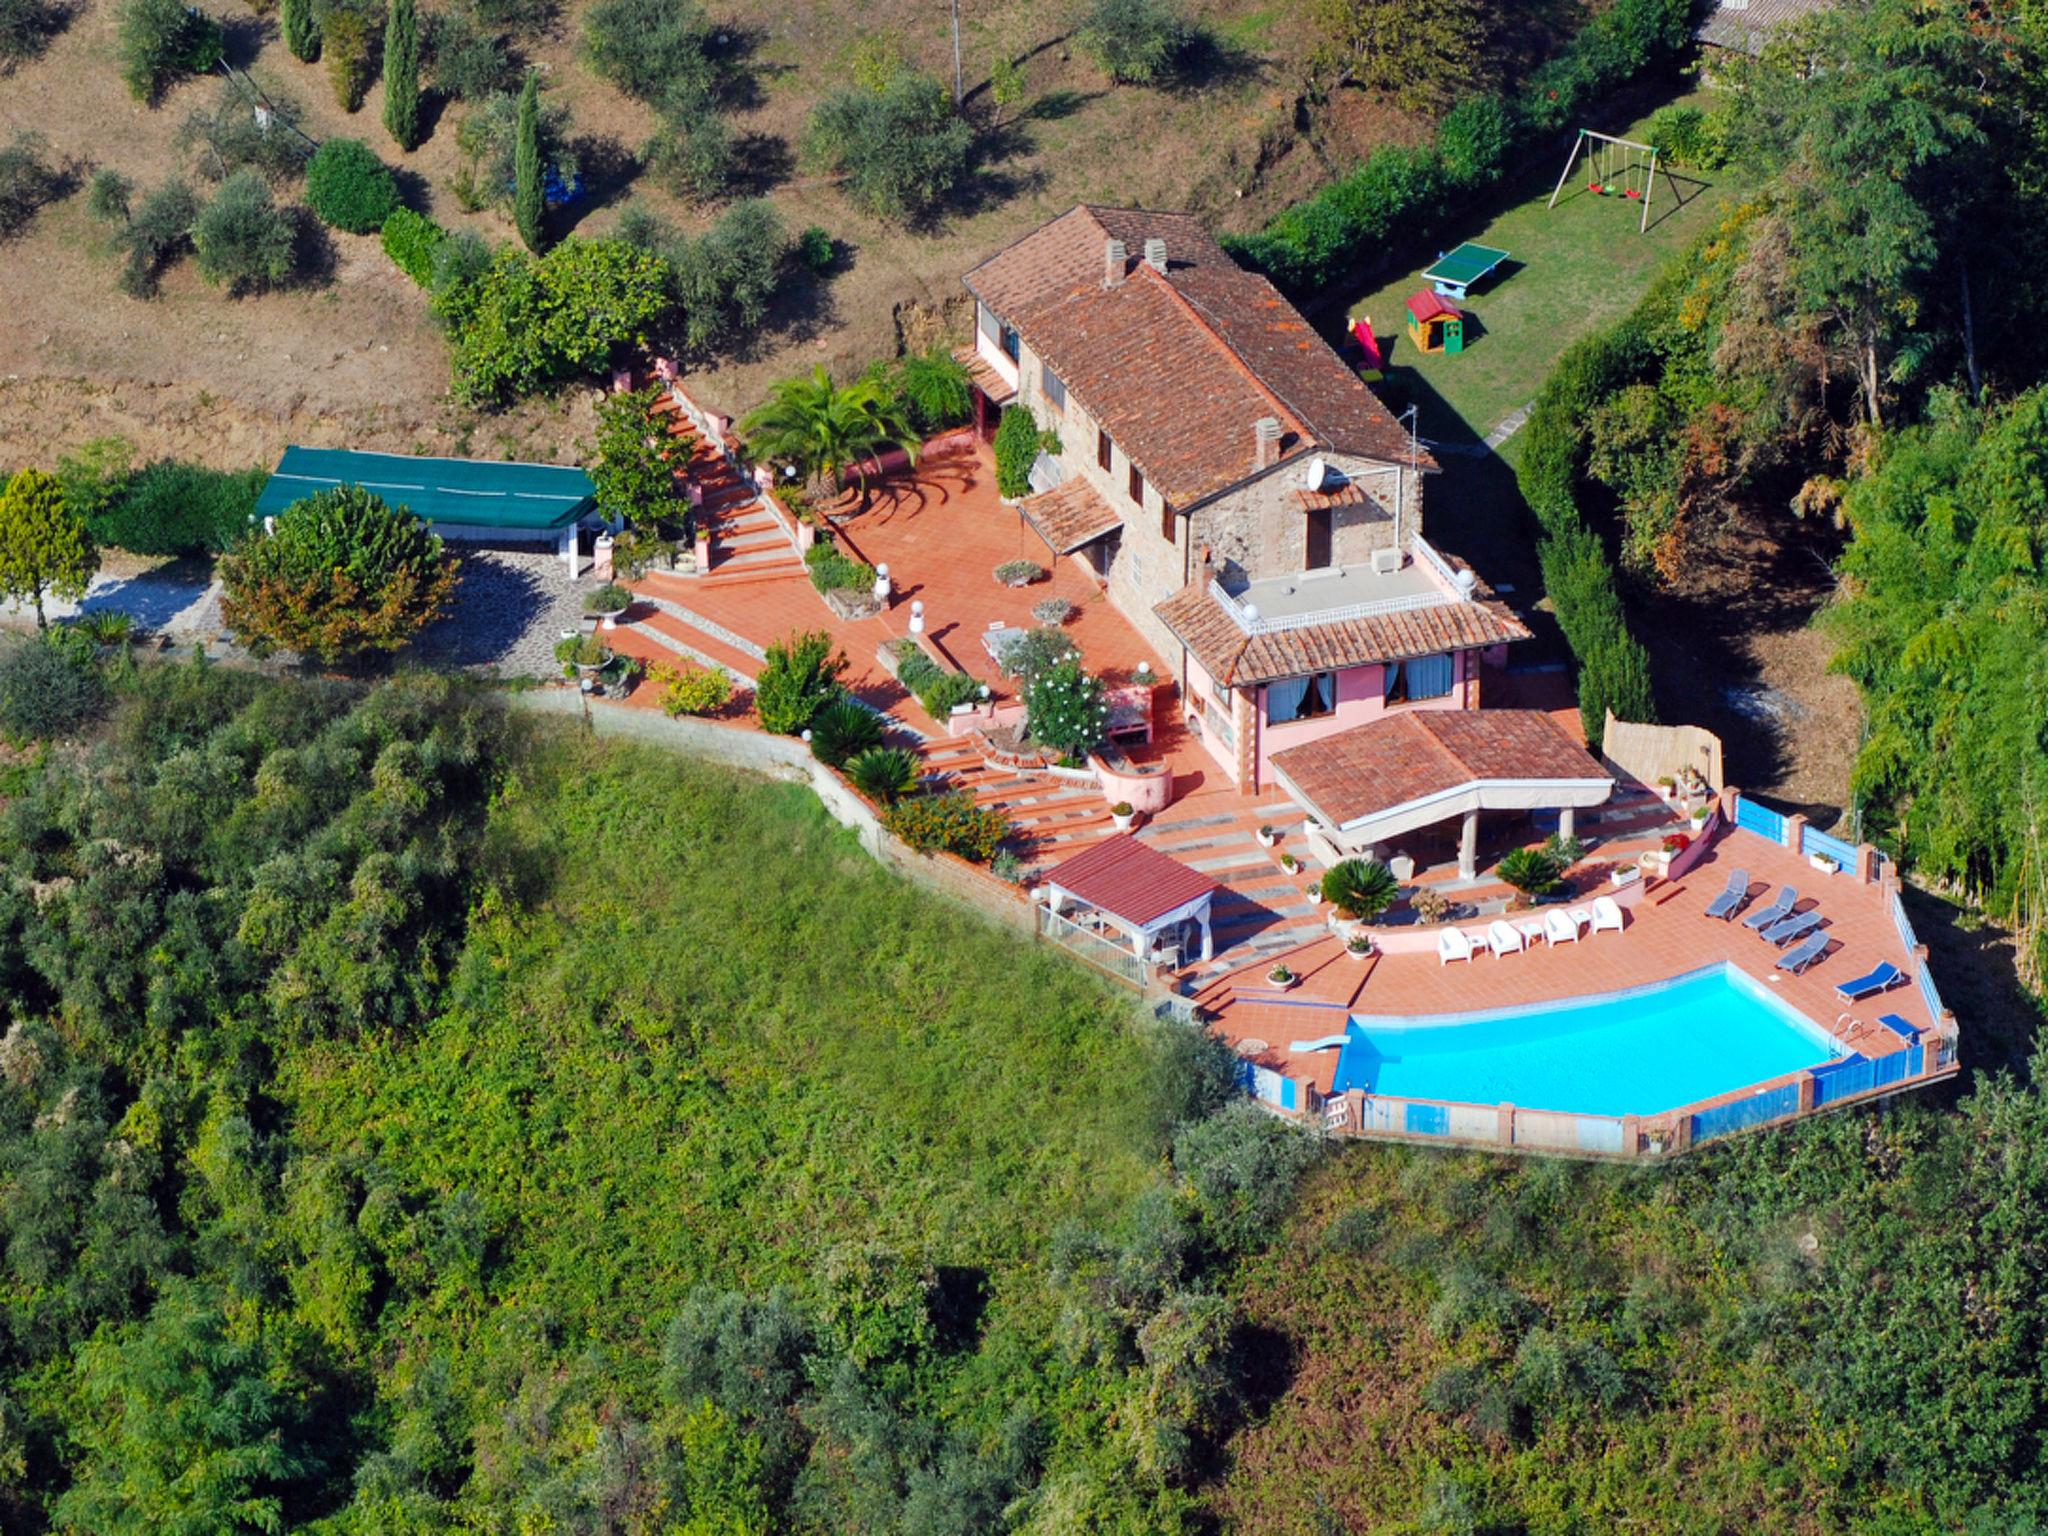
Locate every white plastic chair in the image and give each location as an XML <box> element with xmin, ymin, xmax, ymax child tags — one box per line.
<box><xmin>1590</xmin><ymin>896</ymin><xmax>1626</xmax><ymax>936</ymax></box>
<box><xmin>1486</xmin><ymin>920</ymin><xmax>1525</xmax><ymax>958</ymax></box>
<box><xmin>1543</xmin><ymin>908</ymin><xmax>1581</xmax><ymax>945</ymax></box>
<box><xmin>1437</xmin><ymin>927</ymin><xmax>1475</xmax><ymax>965</ymax></box>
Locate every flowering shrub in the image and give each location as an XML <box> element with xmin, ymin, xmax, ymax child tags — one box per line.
<box><xmin>1025</xmin><ymin>657</ymin><xmax>1108</xmax><ymax>762</ymax></box>
<box><xmin>882</xmin><ymin>792</ymin><xmax>1012</xmax><ymax>862</ymax></box>
<box><xmin>655</xmin><ymin>662</ymin><xmax>732</xmax><ymax>717</ymax></box>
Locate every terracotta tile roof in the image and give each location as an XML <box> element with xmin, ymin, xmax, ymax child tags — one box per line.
<box><xmin>1406</xmin><ymin>290</ymin><xmax>1460</xmax><ymax>324</ymax></box>
<box><xmin>1153</xmin><ymin>563</ymin><xmax>1532</xmax><ymax>688</ymax></box>
<box><xmin>963</xmin><ymin>205</ymin><xmax>1428</xmax><ymax>507</ymax></box>
<box><xmin>953</xmin><ymin>343</ymin><xmax>1015</xmax><ymax>406</ymax></box>
<box><xmin>1270</xmin><ymin>710</ymin><xmax>1608</xmax><ymax>828</ymax></box>
<box><xmin>1041</xmin><ymin>832</ymin><xmax>1221</xmax><ymax>927</ymax></box>
<box><xmin>1295</xmin><ymin>481</ymin><xmax>1384</xmax><ymax>512</ymax></box>
<box><xmin>1020</xmin><ymin>477</ymin><xmax>1122</xmax><ymax>555</ymax></box>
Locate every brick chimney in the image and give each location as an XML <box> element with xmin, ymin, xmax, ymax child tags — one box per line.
<box><xmin>1104</xmin><ymin>239</ymin><xmax>1127</xmax><ymax>288</ymax></box>
<box><xmin>1253</xmin><ymin>416</ymin><xmax>1282</xmax><ymax>470</ymax></box>
<box><xmin>1143</xmin><ymin>237</ymin><xmax>1168</xmax><ymax>273</ymax></box>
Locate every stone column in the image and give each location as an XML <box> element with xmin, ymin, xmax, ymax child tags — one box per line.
<box><xmin>1785</xmin><ymin>811</ymin><xmax>1808</xmax><ymax>856</ymax></box>
<box><xmin>1459</xmin><ymin>809</ymin><xmax>1480</xmax><ymax>879</ymax></box>
<box><xmin>1558</xmin><ymin>806</ymin><xmax>1576</xmax><ymax>843</ymax></box>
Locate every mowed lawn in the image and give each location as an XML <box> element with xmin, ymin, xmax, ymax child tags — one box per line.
<box><xmin>1346</xmin><ymin>91</ymin><xmax>1753</xmax><ymax>445</ymax></box>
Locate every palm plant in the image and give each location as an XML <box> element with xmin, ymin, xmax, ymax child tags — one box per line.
<box><xmin>1320</xmin><ymin>858</ymin><xmax>1400</xmax><ymax>922</ymax></box>
<box><xmin>1497</xmin><ymin>846</ymin><xmax>1564</xmax><ymax>898</ymax></box>
<box><xmin>739</xmin><ymin>365</ymin><xmax>921</xmax><ymax>507</ymax></box>
<box><xmin>809</xmin><ymin>695</ymin><xmax>884</xmax><ymax>768</ymax></box>
<box><xmin>845</xmin><ymin>745</ymin><xmax>919</xmax><ymax>803</ymax></box>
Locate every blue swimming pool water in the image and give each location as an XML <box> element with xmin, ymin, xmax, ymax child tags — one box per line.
<box><xmin>1333</xmin><ymin>966</ymin><xmax>1841</xmax><ymax>1117</ymax></box>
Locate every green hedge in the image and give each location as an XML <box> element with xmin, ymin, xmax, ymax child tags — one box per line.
<box><xmin>1223</xmin><ymin>0</ymin><xmax>1693</xmax><ymax>294</ymax></box>
<box><xmin>87</xmin><ymin>460</ymin><xmax>268</xmax><ymax>555</ymax></box>
<box><xmin>1515</xmin><ymin>320</ymin><xmax>1658</xmax><ymax>747</ymax></box>
<box><xmin>380</xmin><ymin>207</ymin><xmax>446</xmax><ymax>285</ymax></box>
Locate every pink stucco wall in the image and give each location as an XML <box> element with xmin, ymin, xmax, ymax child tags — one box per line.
<box><xmin>1184</xmin><ymin>660</ymin><xmax>1241</xmax><ymax>785</ymax></box>
<box><xmin>1253</xmin><ymin>651</ymin><xmax>1470</xmax><ymax>786</ymax></box>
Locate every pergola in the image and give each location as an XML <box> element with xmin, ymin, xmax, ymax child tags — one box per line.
<box><xmin>1270</xmin><ymin>710</ymin><xmax>1614</xmax><ymax>878</ymax></box>
<box><xmin>1039</xmin><ymin>833</ymin><xmax>1222</xmax><ymax>964</ymax></box>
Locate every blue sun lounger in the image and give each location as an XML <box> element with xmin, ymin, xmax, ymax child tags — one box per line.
<box><xmin>1835</xmin><ymin>960</ymin><xmax>1904</xmax><ymax>1003</ymax></box>
<box><xmin>1741</xmin><ymin>886</ymin><xmax>1797</xmax><ymax>933</ymax></box>
<box><xmin>1762</xmin><ymin>908</ymin><xmax>1824</xmax><ymax>947</ymax></box>
<box><xmin>1877</xmin><ymin>1013</ymin><xmax>1921</xmax><ymax>1043</ymax></box>
<box><xmin>1775</xmin><ymin>931</ymin><xmax>1830</xmax><ymax>974</ymax></box>
<box><xmin>1703</xmin><ymin>868</ymin><xmax>1750</xmax><ymax>920</ymax></box>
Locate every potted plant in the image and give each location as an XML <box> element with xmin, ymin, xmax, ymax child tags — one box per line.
<box><xmin>994</xmin><ymin>559</ymin><xmax>1045</xmax><ymax>588</ymax></box>
<box><xmin>1110</xmin><ymin>801</ymin><xmax>1135</xmax><ymax>832</ymax></box>
<box><xmin>1413</xmin><ymin>887</ymin><xmax>1451</xmax><ymax>925</ymax></box>
<box><xmin>555</xmin><ymin>634</ymin><xmax>612</xmax><ymax>678</ymax></box>
<box><xmin>1256</xmin><ymin>825</ymin><xmax>1280</xmax><ymax>848</ymax></box>
<box><xmin>585</xmin><ymin>583</ymin><xmax>632</xmax><ymax>629</ymax></box>
<box><xmin>1266</xmin><ymin>963</ymin><xmax>1297</xmax><ymax>991</ymax></box>
<box><xmin>1656</xmin><ymin>774</ymin><xmax>1677</xmax><ymax>801</ymax></box>
<box><xmin>1346</xmin><ymin>934</ymin><xmax>1374</xmax><ymax>960</ymax></box>
<box><xmin>1810</xmin><ymin>851</ymin><xmax>1841</xmax><ymax>875</ymax></box>
<box><xmin>1280</xmin><ymin>851</ymin><xmax>1301</xmax><ymax>874</ymax></box>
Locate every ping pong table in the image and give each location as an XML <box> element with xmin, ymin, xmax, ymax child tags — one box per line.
<box><xmin>1422</xmin><ymin>242</ymin><xmax>1510</xmax><ymax>301</ymax></box>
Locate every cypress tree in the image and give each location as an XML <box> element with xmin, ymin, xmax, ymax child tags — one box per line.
<box><xmin>282</xmin><ymin>0</ymin><xmax>320</xmax><ymax>62</ymax></box>
<box><xmin>381</xmin><ymin>0</ymin><xmax>421</xmax><ymax>151</ymax></box>
<box><xmin>513</xmin><ymin>71</ymin><xmax>543</xmax><ymax>253</ymax></box>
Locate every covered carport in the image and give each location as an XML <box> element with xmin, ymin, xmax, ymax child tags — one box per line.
<box><xmin>1270</xmin><ymin>709</ymin><xmax>1614</xmax><ymax>878</ymax></box>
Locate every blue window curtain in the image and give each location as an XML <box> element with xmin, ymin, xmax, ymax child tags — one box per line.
<box><xmin>1266</xmin><ymin>675</ymin><xmax>1311</xmax><ymax>724</ymax></box>
<box><xmin>1308</xmin><ymin>672</ymin><xmax>1336</xmax><ymax>714</ymax></box>
<box><xmin>1382</xmin><ymin>660</ymin><xmax>1403</xmax><ymax>701</ymax></box>
<box><xmin>1408</xmin><ymin>653</ymin><xmax>1455</xmax><ymax>699</ymax></box>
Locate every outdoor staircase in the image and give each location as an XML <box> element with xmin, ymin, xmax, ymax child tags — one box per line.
<box><xmin>646</xmin><ymin>390</ymin><xmax>806</xmax><ymax>585</ymax></box>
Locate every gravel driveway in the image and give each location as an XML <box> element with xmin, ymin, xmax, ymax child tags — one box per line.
<box><xmin>412</xmin><ymin>549</ymin><xmax>592</xmax><ymax>678</ymax></box>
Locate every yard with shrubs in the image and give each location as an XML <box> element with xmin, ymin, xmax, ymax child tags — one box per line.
<box><xmin>0</xmin><ymin>0</ymin><xmax>1606</xmax><ymax>471</ymax></box>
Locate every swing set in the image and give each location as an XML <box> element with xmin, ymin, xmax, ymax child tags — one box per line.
<box><xmin>1547</xmin><ymin>129</ymin><xmax>1661</xmax><ymax>234</ymax></box>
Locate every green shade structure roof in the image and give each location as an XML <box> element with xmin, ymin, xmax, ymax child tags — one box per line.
<box><xmin>256</xmin><ymin>447</ymin><xmax>597</xmax><ymax>531</ymax></box>
<box><xmin>1422</xmin><ymin>242</ymin><xmax>1510</xmax><ymax>290</ymax></box>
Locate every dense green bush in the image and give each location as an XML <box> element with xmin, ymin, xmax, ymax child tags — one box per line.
<box><xmin>454</xmin><ymin>84</ymin><xmax>577</xmax><ymax>219</ymax></box>
<box><xmin>115</xmin><ymin>0</ymin><xmax>223</xmax><ymax>104</ymax></box>
<box><xmin>0</xmin><ymin>633</ymin><xmax>107</xmax><ymax>740</ymax></box>
<box><xmin>382</xmin><ymin>0</ymin><xmax>422</xmax><ymax>150</ymax></box>
<box><xmin>306</xmin><ymin>138</ymin><xmax>400</xmax><ymax>233</ymax></box>
<box><xmin>85</xmin><ymin>168</ymin><xmax>133</xmax><ymax>225</ymax></box>
<box><xmin>435</xmin><ymin>237</ymin><xmax>673</xmax><ymax>403</ymax></box>
<box><xmin>380</xmin><ymin>206</ymin><xmax>445</xmax><ymax>284</ymax></box>
<box><xmin>645</xmin><ymin>109</ymin><xmax>733</xmax><ymax>204</ymax></box>
<box><xmin>1075</xmin><ymin>0</ymin><xmax>1191</xmax><ymax>85</ymax></box>
<box><xmin>282</xmin><ymin>0</ymin><xmax>319</xmax><ymax>60</ymax></box>
<box><xmin>881</xmin><ymin>790</ymin><xmax>1012</xmax><ymax>861</ymax></box>
<box><xmin>1226</xmin><ymin>0</ymin><xmax>1692</xmax><ymax>293</ymax></box>
<box><xmin>891</xmin><ymin>346</ymin><xmax>974</xmax><ymax>434</ymax></box>
<box><xmin>1646</xmin><ymin>102</ymin><xmax>1728</xmax><ymax>170</ymax></box>
<box><xmin>0</xmin><ymin>131</ymin><xmax>59</xmax><ymax>241</ymax></box>
<box><xmin>318</xmin><ymin>0</ymin><xmax>380</xmax><ymax>111</ymax></box>
<box><xmin>915</xmin><ymin>670</ymin><xmax>979</xmax><ymax>719</ymax></box>
<box><xmin>87</xmin><ymin>460</ymin><xmax>266</xmax><ymax>555</ymax></box>
<box><xmin>804</xmin><ymin>72</ymin><xmax>973</xmax><ymax>225</ymax></box>
<box><xmin>753</xmin><ymin>628</ymin><xmax>846</xmax><ymax>733</ymax></box>
<box><xmin>191</xmin><ymin>170</ymin><xmax>297</xmax><ymax>293</ymax></box>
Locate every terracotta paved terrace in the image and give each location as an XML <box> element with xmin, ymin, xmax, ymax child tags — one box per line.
<box><xmin>1194</xmin><ymin>822</ymin><xmax>1939</xmax><ymax>1104</ymax></box>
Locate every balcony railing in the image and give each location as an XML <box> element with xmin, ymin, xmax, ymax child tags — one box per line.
<box><xmin>1210</xmin><ymin>535</ymin><xmax>1472</xmax><ymax>637</ymax></box>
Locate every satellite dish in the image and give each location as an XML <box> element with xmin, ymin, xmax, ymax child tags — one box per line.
<box><xmin>1302</xmin><ymin>456</ymin><xmax>1333</xmax><ymax>491</ymax></box>
<box><xmin>1455</xmin><ymin>568</ymin><xmax>1477</xmax><ymax>596</ymax></box>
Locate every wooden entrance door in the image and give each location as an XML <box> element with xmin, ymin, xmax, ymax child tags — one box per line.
<box><xmin>1305</xmin><ymin>507</ymin><xmax>1334</xmax><ymax>570</ymax></box>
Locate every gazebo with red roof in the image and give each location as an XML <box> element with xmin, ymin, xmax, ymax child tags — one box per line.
<box><xmin>1039</xmin><ymin>834</ymin><xmax>1223</xmax><ymax>964</ymax></box>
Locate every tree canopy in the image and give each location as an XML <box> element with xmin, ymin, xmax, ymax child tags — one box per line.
<box><xmin>218</xmin><ymin>484</ymin><xmax>459</xmax><ymax>661</ymax></box>
<box><xmin>0</xmin><ymin>469</ymin><xmax>98</xmax><ymax>629</ymax></box>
